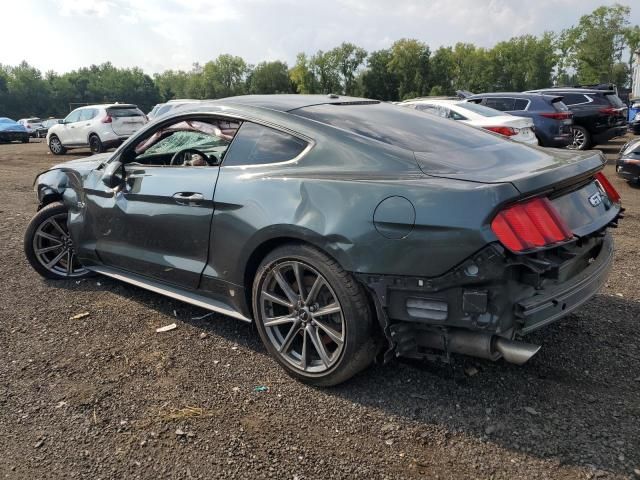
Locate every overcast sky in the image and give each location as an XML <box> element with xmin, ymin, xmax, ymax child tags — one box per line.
<box><xmin>5</xmin><ymin>0</ymin><xmax>639</xmax><ymax>74</ymax></box>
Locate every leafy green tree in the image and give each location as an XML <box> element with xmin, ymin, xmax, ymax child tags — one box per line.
<box><xmin>360</xmin><ymin>49</ymin><xmax>399</xmax><ymax>101</ymax></box>
<box><xmin>388</xmin><ymin>39</ymin><xmax>430</xmax><ymax>99</ymax></box>
<box><xmin>289</xmin><ymin>53</ymin><xmax>318</xmax><ymax>94</ymax></box>
<box><xmin>247</xmin><ymin>61</ymin><xmax>292</xmax><ymax>94</ymax></box>
<box><xmin>428</xmin><ymin>47</ymin><xmax>454</xmax><ymax>95</ymax></box>
<box><xmin>310</xmin><ymin>50</ymin><xmax>341</xmax><ymax>94</ymax></box>
<box><xmin>328</xmin><ymin>42</ymin><xmax>367</xmax><ymax>95</ymax></box>
<box><xmin>566</xmin><ymin>4</ymin><xmax>631</xmax><ymax>83</ymax></box>
<box><xmin>623</xmin><ymin>25</ymin><xmax>640</xmax><ymax>88</ymax></box>
<box><xmin>450</xmin><ymin>43</ymin><xmax>492</xmax><ymax>93</ymax></box>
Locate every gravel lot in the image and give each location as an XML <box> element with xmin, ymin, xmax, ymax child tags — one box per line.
<box><xmin>0</xmin><ymin>138</ymin><xmax>639</xmax><ymax>480</ymax></box>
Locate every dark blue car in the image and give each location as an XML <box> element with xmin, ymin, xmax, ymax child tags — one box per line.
<box><xmin>0</xmin><ymin>117</ymin><xmax>29</xmax><ymax>144</ymax></box>
<box><xmin>461</xmin><ymin>93</ymin><xmax>573</xmax><ymax>148</ymax></box>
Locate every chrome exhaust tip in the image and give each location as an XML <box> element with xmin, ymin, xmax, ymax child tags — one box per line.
<box><xmin>494</xmin><ymin>337</ymin><xmax>541</xmax><ymax>365</ymax></box>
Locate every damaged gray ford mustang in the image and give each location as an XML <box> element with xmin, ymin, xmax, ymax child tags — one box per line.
<box><xmin>24</xmin><ymin>95</ymin><xmax>622</xmax><ymax>386</ymax></box>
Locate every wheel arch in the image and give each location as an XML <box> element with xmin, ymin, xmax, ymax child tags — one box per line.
<box><xmin>242</xmin><ymin>232</ymin><xmax>354</xmax><ymax>316</ymax></box>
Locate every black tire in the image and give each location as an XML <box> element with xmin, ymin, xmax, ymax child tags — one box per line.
<box><xmin>252</xmin><ymin>243</ymin><xmax>378</xmax><ymax>386</ymax></box>
<box><xmin>89</xmin><ymin>134</ymin><xmax>104</xmax><ymax>154</ymax></box>
<box><xmin>48</xmin><ymin>135</ymin><xmax>66</xmax><ymax>155</ymax></box>
<box><xmin>24</xmin><ymin>202</ymin><xmax>91</xmax><ymax>280</ymax></box>
<box><xmin>22</xmin><ymin>136</ymin><xmax>29</xmax><ymax>143</ymax></box>
<box><xmin>567</xmin><ymin>125</ymin><xmax>591</xmax><ymax>150</ymax></box>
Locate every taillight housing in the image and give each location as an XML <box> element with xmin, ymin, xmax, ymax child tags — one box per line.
<box><xmin>598</xmin><ymin>107</ymin><xmax>618</xmax><ymax>115</ymax></box>
<box><xmin>594</xmin><ymin>171</ymin><xmax>621</xmax><ymax>203</ymax></box>
<box><xmin>102</xmin><ymin>115</ymin><xmax>113</xmax><ymax>124</ymax></box>
<box><xmin>491</xmin><ymin>197</ymin><xmax>573</xmax><ymax>252</ymax></box>
<box><xmin>484</xmin><ymin>126</ymin><xmax>517</xmax><ymax>137</ymax></box>
<box><xmin>540</xmin><ymin>111</ymin><xmax>573</xmax><ymax>120</ymax></box>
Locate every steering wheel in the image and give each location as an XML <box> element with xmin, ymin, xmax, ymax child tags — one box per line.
<box><xmin>169</xmin><ymin>148</ymin><xmax>214</xmax><ymax>166</ymax></box>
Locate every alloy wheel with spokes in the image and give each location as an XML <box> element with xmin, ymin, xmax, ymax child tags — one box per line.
<box><xmin>567</xmin><ymin>126</ymin><xmax>589</xmax><ymax>150</ymax></box>
<box><xmin>24</xmin><ymin>202</ymin><xmax>90</xmax><ymax>279</ymax></box>
<box><xmin>253</xmin><ymin>244</ymin><xmax>377</xmax><ymax>386</ymax></box>
<box><xmin>48</xmin><ymin>136</ymin><xmax>65</xmax><ymax>155</ymax></box>
<box><xmin>260</xmin><ymin>260</ymin><xmax>345</xmax><ymax>373</ymax></box>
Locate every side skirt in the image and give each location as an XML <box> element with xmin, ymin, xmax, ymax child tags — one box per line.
<box><xmin>88</xmin><ymin>265</ymin><xmax>252</xmax><ymax>323</ymax></box>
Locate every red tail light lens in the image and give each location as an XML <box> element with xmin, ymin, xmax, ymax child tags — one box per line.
<box><xmin>484</xmin><ymin>126</ymin><xmax>517</xmax><ymax>137</ymax></box>
<box><xmin>102</xmin><ymin>115</ymin><xmax>113</xmax><ymax>124</ymax></box>
<box><xmin>540</xmin><ymin>112</ymin><xmax>573</xmax><ymax>120</ymax></box>
<box><xmin>598</xmin><ymin>107</ymin><xmax>618</xmax><ymax>115</ymax></box>
<box><xmin>491</xmin><ymin>197</ymin><xmax>573</xmax><ymax>252</ymax></box>
<box><xmin>594</xmin><ymin>171</ymin><xmax>621</xmax><ymax>203</ymax></box>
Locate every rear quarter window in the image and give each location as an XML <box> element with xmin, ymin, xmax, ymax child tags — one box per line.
<box><xmin>559</xmin><ymin>93</ymin><xmax>590</xmax><ymax>105</ymax></box>
<box><xmin>223</xmin><ymin>123</ymin><xmax>308</xmax><ymax>166</ymax></box>
<box><xmin>513</xmin><ymin>99</ymin><xmax>529</xmax><ymax>110</ymax></box>
<box><xmin>484</xmin><ymin>97</ymin><xmax>515</xmax><ymax>111</ymax></box>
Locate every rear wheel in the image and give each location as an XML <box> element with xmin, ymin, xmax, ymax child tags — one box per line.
<box><xmin>252</xmin><ymin>244</ymin><xmax>377</xmax><ymax>386</ymax></box>
<box><xmin>89</xmin><ymin>134</ymin><xmax>104</xmax><ymax>154</ymax></box>
<box><xmin>22</xmin><ymin>136</ymin><xmax>29</xmax><ymax>143</ymax></box>
<box><xmin>567</xmin><ymin>126</ymin><xmax>591</xmax><ymax>150</ymax></box>
<box><xmin>48</xmin><ymin>135</ymin><xmax>66</xmax><ymax>155</ymax></box>
<box><xmin>24</xmin><ymin>202</ymin><xmax>90</xmax><ymax>280</ymax></box>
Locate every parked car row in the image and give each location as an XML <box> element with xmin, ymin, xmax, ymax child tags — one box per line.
<box><xmin>402</xmin><ymin>86</ymin><xmax>629</xmax><ymax>151</ymax></box>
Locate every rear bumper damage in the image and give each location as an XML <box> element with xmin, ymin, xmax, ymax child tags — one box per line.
<box><xmin>360</xmin><ymin>231</ymin><xmax>615</xmax><ymax>365</ymax></box>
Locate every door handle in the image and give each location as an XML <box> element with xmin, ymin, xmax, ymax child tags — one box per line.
<box><xmin>172</xmin><ymin>192</ymin><xmax>204</xmax><ymax>205</ymax></box>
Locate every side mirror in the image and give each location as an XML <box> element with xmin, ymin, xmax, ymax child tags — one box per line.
<box><xmin>101</xmin><ymin>160</ymin><xmax>122</xmax><ymax>189</ymax></box>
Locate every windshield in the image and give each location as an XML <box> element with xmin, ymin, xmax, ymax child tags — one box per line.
<box><xmin>456</xmin><ymin>102</ymin><xmax>503</xmax><ymax>117</ymax></box>
<box><xmin>605</xmin><ymin>93</ymin><xmax>625</xmax><ymax>108</ymax></box>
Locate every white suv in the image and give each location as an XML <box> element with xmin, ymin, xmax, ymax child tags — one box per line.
<box><xmin>47</xmin><ymin>104</ymin><xmax>148</xmax><ymax>155</ymax></box>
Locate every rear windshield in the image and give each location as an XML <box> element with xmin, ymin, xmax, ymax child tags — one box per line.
<box><xmin>604</xmin><ymin>93</ymin><xmax>625</xmax><ymax>108</ymax></box>
<box><xmin>456</xmin><ymin>102</ymin><xmax>503</xmax><ymax>117</ymax></box>
<box><xmin>27</xmin><ymin>118</ymin><xmax>42</xmax><ymax>123</ymax></box>
<box><xmin>293</xmin><ymin>102</ymin><xmax>499</xmax><ymax>152</ymax></box>
<box><xmin>107</xmin><ymin>107</ymin><xmax>145</xmax><ymax>118</ymax></box>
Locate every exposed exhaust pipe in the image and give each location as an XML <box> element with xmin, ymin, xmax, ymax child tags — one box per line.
<box><xmin>414</xmin><ymin>329</ymin><xmax>540</xmax><ymax>365</ymax></box>
<box><xmin>494</xmin><ymin>337</ymin><xmax>541</xmax><ymax>365</ymax></box>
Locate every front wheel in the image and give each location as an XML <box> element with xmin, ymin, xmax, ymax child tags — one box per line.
<box><xmin>252</xmin><ymin>244</ymin><xmax>378</xmax><ymax>386</ymax></box>
<box><xmin>24</xmin><ymin>202</ymin><xmax>91</xmax><ymax>279</ymax></box>
<box><xmin>48</xmin><ymin>135</ymin><xmax>66</xmax><ymax>155</ymax></box>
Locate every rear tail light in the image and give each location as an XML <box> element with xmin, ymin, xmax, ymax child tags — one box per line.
<box><xmin>484</xmin><ymin>126</ymin><xmax>517</xmax><ymax>137</ymax></box>
<box><xmin>594</xmin><ymin>171</ymin><xmax>621</xmax><ymax>203</ymax></box>
<box><xmin>102</xmin><ymin>115</ymin><xmax>113</xmax><ymax>124</ymax></box>
<box><xmin>491</xmin><ymin>197</ymin><xmax>573</xmax><ymax>252</ymax></box>
<box><xmin>598</xmin><ymin>107</ymin><xmax>619</xmax><ymax>115</ymax></box>
<box><xmin>541</xmin><ymin>112</ymin><xmax>573</xmax><ymax>120</ymax></box>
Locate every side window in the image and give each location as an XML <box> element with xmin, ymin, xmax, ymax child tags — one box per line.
<box><xmin>448</xmin><ymin>109</ymin><xmax>467</xmax><ymax>121</ymax></box>
<box><xmin>484</xmin><ymin>97</ymin><xmax>515</xmax><ymax>111</ymax></box>
<box><xmin>223</xmin><ymin>123</ymin><xmax>308</xmax><ymax>167</ymax></box>
<box><xmin>79</xmin><ymin>109</ymin><xmax>97</xmax><ymax>121</ymax></box>
<box><xmin>561</xmin><ymin>94</ymin><xmax>589</xmax><ymax>106</ymax></box>
<box><xmin>130</xmin><ymin>118</ymin><xmax>241</xmax><ymax>166</ymax></box>
<box><xmin>65</xmin><ymin>110</ymin><xmax>81</xmax><ymax>123</ymax></box>
<box><xmin>513</xmin><ymin>99</ymin><xmax>529</xmax><ymax>110</ymax></box>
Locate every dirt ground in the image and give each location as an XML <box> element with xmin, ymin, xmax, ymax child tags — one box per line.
<box><xmin>0</xmin><ymin>137</ymin><xmax>638</xmax><ymax>480</ymax></box>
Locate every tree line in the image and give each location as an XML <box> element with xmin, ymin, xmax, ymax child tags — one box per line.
<box><xmin>1</xmin><ymin>4</ymin><xmax>638</xmax><ymax>119</ymax></box>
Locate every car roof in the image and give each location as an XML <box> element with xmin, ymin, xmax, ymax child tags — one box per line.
<box><xmin>76</xmin><ymin>103</ymin><xmax>138</xmax><ymax>109</ymax></box>
<box><xmin>528</xmin><ymin>88</ymin><xmax>613</xmax><ymax>95</ymax></box>
<box><xmin>403</xmin><ymin>99</ymin><xmax>459</xmax><ymax>105</ymax></box>
<box><xmin>203</xmin><ymin>94</ymin><xmax>378</xmax><ymax>112</ymax></box>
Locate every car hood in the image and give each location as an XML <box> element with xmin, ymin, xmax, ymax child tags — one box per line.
<box><xmin>47</xmin><ymin>153</ymin><xmax>112</xmax><ymax>176</ymax></box>
<box><xmin>415</xmin><ymin>141</ymin><xmax>604</xmax><ymax>194</ymax></box>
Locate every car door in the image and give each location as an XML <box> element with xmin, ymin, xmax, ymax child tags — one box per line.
<box><xmin>77</xmin><ymin>108</ymin><xmax>98</xmax><ymax>144</ymax></box>
<box><xmin>58</xmin><ymin>109</ymin><xmax>82</xmax><ymax>144</ymax></box>
<box><xmin>78</xmin><ymin>116</ymin><xmax>241</xmax><ymax>289</ymax></box>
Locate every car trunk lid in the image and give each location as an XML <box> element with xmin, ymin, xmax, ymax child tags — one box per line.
<box><xmin>414</xmin><ymin>142</ymin><xmax>605</xmax><ymax>196</ymax></box>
